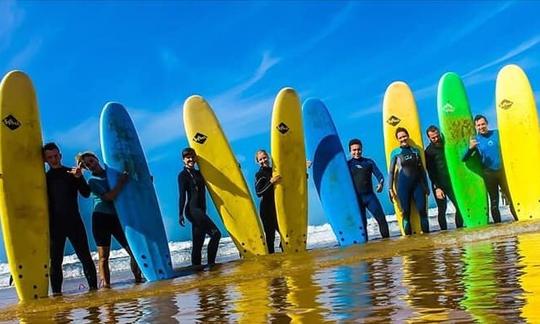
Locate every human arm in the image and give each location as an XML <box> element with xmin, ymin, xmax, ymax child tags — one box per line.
<box><xmin>255</xmin><ymin>171</ymin><xmax>280</xmax><ymax>198</ymax></box>
<box><xmin>462</xmin><ymin>137</ymin><xmax>478</xmax><ymax>162</ymax></box>
<box><xmin>416</xmin><ymin>149</ymin><xmax>429</xmax><ymax>196</ymax></box>
<box><xmin>178</xmin><ymin>173</ymin><xmax>187</xmax><ymax>227</ymax></box>
<box><xmin>101</xmin><ymin>171</ymin><xmax>128</xmax><ymax>201</ymax></box>
<box><xmin>388</xmin><ymin>152</ymin><xmax>398</xmax><ymax>201</ymax></box>
<box><xmin>370</xmin><ymin>159</ymin><xmax>385</xmax><ymax>193</ymax></box>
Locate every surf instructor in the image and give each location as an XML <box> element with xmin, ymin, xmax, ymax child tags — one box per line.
<box><xmin>178</xmin><ymin>147</ymin><xmax>221</xmax><ymax>267</ymax></box>
<box><xmin>462</xmin><ymin>115</ymin><xmax>517</xmax><ymax>222</ymax></box>
<box><xmin>42</xmin><ymin>142</ymin><xmax>97</xmax><ymax>296</ymax></box>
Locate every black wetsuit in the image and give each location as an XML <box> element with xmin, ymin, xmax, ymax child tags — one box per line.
<box><xmin>178</xmin><ymin>167</ymin><xmax>221</xmax><ymax>266</ymax></box>
<box><xmin>46</xmin><ymin>166</ymin><xmax>97</xmax><ymax>294</ymax></box>
<box><xmin>425</xmin><ymin>142</ymin><xmax>463</xmax><ymax>230</ymax></box>
<box><xmin>347</xmin><ymin>157</ymin><xmax>390</xmax><ymax>238</ymax></box>
<box><xmin>255</xmin><ymin>166</ymin><xmax>280</xmax><ymax>253</ymax></box>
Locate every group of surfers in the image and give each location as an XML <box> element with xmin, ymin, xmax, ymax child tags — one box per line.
<box><xmin>39</xmin><ymin>113</ymin><xmax>514</xmax><ymax>296</ymax></box>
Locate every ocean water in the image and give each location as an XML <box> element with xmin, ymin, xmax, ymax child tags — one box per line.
<box><xmin>3</xmin><ymin>207</ymin><xmax>539</xmax><ymax>322</ymax></box>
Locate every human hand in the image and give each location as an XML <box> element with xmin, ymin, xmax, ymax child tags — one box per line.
<box><xmin>435</xmin><ymin>188</ymin><xmax>445</xmax><ymax>200</ymax></box>
<box><xmin>179</xmin><ymin>215</ymin><xmax>185</xmax><ymax>227</ymax></box>
<box><xmin>119</xmin><ymin>171</ymin><xmax>129</xmax><ymax>184</ymax></box>
<box><xmin>376</xmin><ymin>183</ymin><xmax>383</xmax><ymax>193</ymax></box>
<box><xmin>469</xmin><ymin>137</ymin><xmax>478</xmax><ymax>149</ymax></box>
<box><xmin>389</xmin><ymin>189</ymin><xmax>396</xmax><ymax>203</ymax></box>
<box><xmin>270</xmin><ymin>175</ymin><xmax>282</xmax><ymax>184</ymax></box>
<box><xmin>67</xmin><ymin>162</ymin><xmax>83</xmax><ymax>178</ymax></box>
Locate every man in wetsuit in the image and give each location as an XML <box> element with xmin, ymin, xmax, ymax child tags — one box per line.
<box><xmin>424</xmin><ymin>126</ymin><xmax>463</xmax><ymax>230</ymax></box>
<box><xmin>388</xmin><ymin>127</ymin><xmax>430</xmax><ymax>235</ymax></box>
<box><xmin>178</xmin><ymin>148</ymin><xmax>221</xmax><ymax>267</ymax></box>
<box><xmin>462</xmin><ymin>115</ymin><xmax>517</xmax><ymax>222</ymax></box>
<box><xmin>42</xmin><ymin>142</ymin><xmax>97</xmax><ymax>295</ymax></box>
<box><xmin>347</xmin><ymin>139</ymin><xmax>390</xmax><ymax>239</ymax></box>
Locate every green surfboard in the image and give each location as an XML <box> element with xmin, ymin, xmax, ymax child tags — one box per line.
<box><xmin>437</xmin><ymin>72</ymin><xmax>488</xmax><ymax>227</ymax></box>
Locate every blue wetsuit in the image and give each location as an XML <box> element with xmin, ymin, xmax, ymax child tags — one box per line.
<box><xmin>462</xmin><ymin>130</ymin><xmax>517</xmax><ymax>222</ymax></box>
<box><xmin>388</xmin><ymin>146</ymin><xmax>430</xmax><ymax>235</ymax></box>
<box><xmin>348</xmin><ymin>157</ymin><xmax>390</xmax><ymax>238</ymax></box>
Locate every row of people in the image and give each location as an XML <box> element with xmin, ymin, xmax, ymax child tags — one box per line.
<box><xmin>40</xmin><ymin>113</ymin><xmax>516</xmax><ymax>295</ymax></box>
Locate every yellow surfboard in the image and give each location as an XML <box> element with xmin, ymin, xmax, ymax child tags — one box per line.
<box><xmin>496</xmin><ymin>64</ymin><xmax>540</xmax><ymax>220</ymax></box>
<box><xmin>271</xmin><ymin>88</ymin><xmax>308</xmax><ymax>252</ymax></box>
<box><xmin>383</xmin><ymin>82</ymin><xmax>425</xmax><ymax>235</ymax></box>
<box><xmin>183</xmin><ymin>95</ymin><xmax>267</xmax><ymax>257</ymax></box>
<box><xmin>0</xmin><ymin>71</ymin><xmax>49</xmax><ymax>301</ymax></box>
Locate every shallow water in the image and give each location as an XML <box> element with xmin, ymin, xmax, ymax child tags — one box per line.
<box><xmin>2</xmin><ymin>219</ymin><xmax>540</xmax><ymax>322</ymax></box>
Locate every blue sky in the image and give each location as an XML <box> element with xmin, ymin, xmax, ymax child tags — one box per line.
<box><xmin>1</xmin><ymin>0</ymin><xmax>540</xmax><ymax>260</ymax></box>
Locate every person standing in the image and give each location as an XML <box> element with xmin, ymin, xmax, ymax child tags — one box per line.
<box><xmin>388</xmin><ymin>128</ymin><xmax>430</xmax><ymax>235</ymax></box>
<box><xmin>42</xmin><ymin>142</ymin><xmax>97</xmax><ymax>295</ymax></box>
<box><xmin>462</xmin><ymin>115</ymin><xmax>517</xmax><ymax>222</ymax></box>
<box><xmin>254</xmin><ymin>149</ymin><xmax>281</xmax><ymax>253</ymax></box>
<box><xmin>347</xmin><ymin>139</ymin><xmax>390</xmax><ymax>239</ymax></box>
<box><xmin>424</xmin><ymin>125</ymin><xmax>463</xmax><ymax>230</ymax></box>
<box><xmin>77</xmin><ymin>151</ymin><xmax>142</xmax><ymax>288</ymax></box>
<box><xmin>178</xmin><ymin>148</ymin><xmax>221</xmax><ymax>267</ymax></box>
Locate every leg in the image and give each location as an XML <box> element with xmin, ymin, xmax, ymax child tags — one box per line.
<box><xmin>498</xmin><ymin>171</ymin><xmax>518</xmax><ymax>221</ymax></box>
<box><xmin>444</xmin><ymin>185</ymin><xmax>463</xmax><ymax>228</ymax></box>
<box><xmin>191</xmin><ymin>224</ymin><xmax>205</xmax><ymax>266</ymax></box>
<box><xmin>68</xmin><ymin>218</ymin><xmax>97</xmax><ymax>290</ymax></box>
<box><xmin>483</xmin><ymin>171</ymin><xmax>501</xmax><ymax>223</ymax></box>
<box><xmin>413</xmin><ymin>184</ymin><xmax>430</xmax><ymax>234</ymax></box>
<box><xmin>358</xmin><ymin>195</ymin><xmax>369</xmax><ymax>239</ymax></box>
<box><xmin>49</xmin><ymin>226</ymin><xmax>67</xmax><ymax>295</ymax></box>
<box><xmin>260</xmin><ymin>202</ymin><xmax>276</xmax><ymax>253</ymax></box>
<box><xmin>396</xmin><ymin>181</ymin><xmax>413</xmax><ymax>235</ymax></box>
<box><xmin>365</xmin><ymin>193</ymin><xmax>389</xmax><ymax>238</ymax></box>
<box><xmin>201</xmin><ymin>215</ymin><xmax>221</xmax><ymax>265</ymax></box>
<box><xmin>110</xmin><ymin>214</ymin><xmax>142</xmax><ymax>282</ymax></box>
<box><xmin>434</xmin><ymin>190</ymin><xmax>448</xmax><ymax>230</ymax></box>
<box><xmin>97</xmin><ymin>246</ymin><xmax>111</xmax><ymax>288</ymax></box>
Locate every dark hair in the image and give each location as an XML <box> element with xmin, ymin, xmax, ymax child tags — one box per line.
<box><xmin>181</xmin><ymin>147</ymin><xmax>196</xmax><ymax>158</ymax></box>
<box><xmin>75</xmin><ymin>151</ymin><xmax>99</xmax><ymax>169</ymax></box>
<box><xmin>395</xmin><ymin>127</ymin><xmax>409</xmax><ymax>138</ymax></box>
<box><xmin>42</xmin><ymin>142</ymin><xmax>59</xmax><ymax>155</ymax></box>
<box><xmin>348</xmin><ymin>138</ymin><xmax>362</xmax><ymax>150</ymax></box>
<box><xmin>473</xmin><ymin>114</ymin><xmax>488</xmax><ymax>123</ymax></box>
<box><xmin>425</xmin><ymin>125</ymin><xmax>439</xmax><ymax>136</ymax></box>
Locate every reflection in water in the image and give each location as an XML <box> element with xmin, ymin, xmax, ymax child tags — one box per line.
<box><xmin>5</xmin><ymin>225</ymin><xmax>540</xmax><ymax>322</ymax></box>
<box><xmin>519</xmin><ymin>234</ymin><xmax>540</xmax><ymax>322</ymax></box>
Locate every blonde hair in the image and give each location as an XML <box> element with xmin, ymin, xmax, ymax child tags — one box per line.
<box><xmin>255</xmin><ymin>149</ymin><xmax>270</xmax><ymax>164</ymax></box>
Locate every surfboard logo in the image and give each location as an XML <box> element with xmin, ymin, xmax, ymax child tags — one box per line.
<box><xmin>499</xmin><ymin>99</ymin><xmax>513</xmax><ymax>110</ymax></box>
<box><xmin>443</xmin><ymin>103</ymin><xmax>455</xmax><ymax>113</ymax></box>
<box><xmin>277</xmin><ymin>122</ymin><xmax>289</xmax><ymax>134</ymax></box>
<box><xmin>192</xmin><ymin>132</ymin><xmax>208</xmax><ymax>144</ymax></box>
<box><xmin>386</xmin><ymin>115</ymin><xmax>401</xmax><ymax>126</ymax></box>
<box><xmin>2</xmin><ymin>115</ymin><xmax>21</xmax><ymax>130</ymax></box>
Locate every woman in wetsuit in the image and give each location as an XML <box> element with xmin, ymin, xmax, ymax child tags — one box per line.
<box><xmin>388</xmin><ymin>127</ymin><xmax>430</xmax><ymax>235</ymax></box>
<box><xmin>77</xmin><ymin>151</ymin><xmax>142</xmax><ymax>288</ymax></box>
<box><xmin>254</xmin><ymin>149</ymin><xmax>281</xmax><ymax>253</ymax></box>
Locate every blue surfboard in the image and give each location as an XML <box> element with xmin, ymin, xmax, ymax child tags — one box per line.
<box><xmin>100</xmin><ymin>102</ymin><xmax>174</xmax><ymax>281</ymax></box>
<box><xmin>303</xmin><ymin>98</ymin><xmax>366</xmax><ymax>245</ymax></box>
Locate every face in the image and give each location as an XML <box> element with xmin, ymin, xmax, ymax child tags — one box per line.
<box><xmin>396</xmin><ymin>131</ymin><xmax>409</xmax><ymax>147</ymax></box>
<box><xmin>43</xmin><ymin>149</ymin><xmax>62</xmax><ymax>169</ymax></box>
<box><xmin>183</xmin><ymin>153</ymin><xmax>197</xmax><ymax>168</ymax></box>
<box><xmin>427</xmin><ymin>130</ymin><xmax>441</xmax><ymax>144</ymax></box>
<box><xmin>82</xmin><ymin>155</ymin><xmax>101</xmax><ymax>173</ymax></box>
<box><xmin>256</xmin><ymin>152</ymin><xmax>270</xmax><ymax>167</ymax></box>
<box><xmin>475</xmin><ymin>118</ymin><xmax>488</xmax><ymax>135</ymax></box>
<box><xmin>350</xmin><ymin>144</ymin><xmax>362</xmax><ymax>159</ymax></box>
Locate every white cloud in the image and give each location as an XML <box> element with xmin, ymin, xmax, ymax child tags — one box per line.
<box><xmin>0</xmin><ymin>0</ymin><xmax>24</xmax><ymax>50</ymax></box>
<box><xmin>6</xmin><ymin>37</ymin><xmax>43</xmax><ymax>69</ymax></box>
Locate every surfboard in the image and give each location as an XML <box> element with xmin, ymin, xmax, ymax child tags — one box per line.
<box><xmin>303</xmin><ymin>98</ymin><xmax>366</xmax><ymax>245</ymax></box>
<box><xmin>437</xmin><ymin>72</ymin><xmax>488</xmax><ymax>227</ymax></box>
<box><xmin>100</xmin><ymin>102</ymin><xmax>174</xmax><ymax>281</ymax></box>
<box><xmin>518</xmin><ymin>234</ymin><xmax>540</xmax><ymax>321</ymax></box>
<box><xmin>0</xmin><ymin>71</ymin><xmax>49</xmax><ymax>301</ymax></box>
<box><xmin>183</xmin><ymin>95</ymin><xmax>267</xmax><ymax>257</ymax></box>
<box><xmin>496</xmin><ymin>64</ymin><xmax>540</xmax><ymax>220</ymax></box>
<box><xmin>271</xmin><ymin>88</ymin><xmax>308</xmax><ymax>252</ymax></box>
<box><xmin>382</xmin><ymin>81</ymin><xmax>425</xmax><ymax>235</ymax></box>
